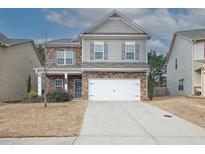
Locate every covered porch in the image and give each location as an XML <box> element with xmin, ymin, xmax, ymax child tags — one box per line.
<box><xmin>34</xmin><ymin>67</ymin><xmax>82</xmax><ymax>99</ymax></box>
<box><xmin>193</xmin><ymin>60</ymin><xmax>205</xmax><ymax>96</ymax></box>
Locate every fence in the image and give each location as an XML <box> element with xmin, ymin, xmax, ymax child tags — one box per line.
<box><xmin>153</xmin><ymin>87</ymin><xmax>167</xmax><ymax>96</ymax></box>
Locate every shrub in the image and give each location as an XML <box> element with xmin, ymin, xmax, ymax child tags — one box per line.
<box><xmin>148</xmin><ymin>74</ymin><xmax>154</xmax><ymax>100</ymax></box>
<box><xmin>26</xmin><ymin>75</ymin><xmax>32</xmax><ymax>94</ymax></box>
<box><xmin>29</xmin><ymin>90</ymin><xmax>38</xmax><ymax>97</ymax></box>
<box><xmin>22</xmin><ymin>90</ymin><xmax>69</xmax><ymax>103</ymax></box>
<box><xmin>31</xmin><ymin>95</ymin><xmax>44</xmax><ymax>103</ymax></box>
<box><xmin>46</xmin><ymin>91</ymin><xmax>69</xmax><ymax>102</ymax></box>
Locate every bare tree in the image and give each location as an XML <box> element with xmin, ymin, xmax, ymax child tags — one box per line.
<box><xmin>42</xmin><ymin>56</ymin><xmax>54</xmax><ymax>108</ymax></box>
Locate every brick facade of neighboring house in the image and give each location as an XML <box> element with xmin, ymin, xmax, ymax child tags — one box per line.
<box><xmin>46</xmin><ymin>47</ymin><xmax>82</xmax><ymax>67</ymax></box>
<box><xmin>82</xmin><ymin>72</ymin><xmax>147</xmax><ymax>101</ymax></box>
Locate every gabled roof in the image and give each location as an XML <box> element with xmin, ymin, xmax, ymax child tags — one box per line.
<box><xmin>80</xmin><ymin>10</ymin><xmax>151</xmax><ymax>38</ymax></box>
<box><xmin>176</xmin><ymin>28</ymin><xmax>205</xmax><ymax>41</ymax></box>
<box><xmin>167</xmin><ymin>28</ymin><xmax>205</xmax><ymax>62</ymax></box>
<box><xmin>45</xmin><ymin>38</ymin><xmax>81</xmax><ymax>47</ymax></box>
<box><xmin>0</xmin><ymin>32</ymin><xmax>33</xmax><ymax>47</ymax></box>
<box><xmin>0</xmin><ymin>32</ymin><xmax>43</xmax><ymax>65</ymax></box>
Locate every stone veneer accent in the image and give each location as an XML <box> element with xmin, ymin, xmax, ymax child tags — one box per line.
<box><xmin>45</xmin><ymin>47</ymin><xmax>82</xmax><ymax>67</ymax></box>
<box><xmin>82</xmin><ymin>72</ymin><xmax>147</xmax><ymax>101</ymax></box>
<box><xmin>46</xmin><ymin>75</ymin><xmax>82</xmax><ymax>99</ymax></box>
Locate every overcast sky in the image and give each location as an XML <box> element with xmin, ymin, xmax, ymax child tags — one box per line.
<box><xmin>1</xmin><ymin>8</ymin><xmax>205</xmax><ymax>54</ymax></box>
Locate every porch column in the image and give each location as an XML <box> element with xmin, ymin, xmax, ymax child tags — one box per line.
<box><xmin>37</xmin><ymin>73</ymin><xmax>42</xmax><ymax>96</ymax></box>
<box><xmin>64</xmin><ymin>73</ymin><xmax>68</xmax><ymax>92</ymax></box>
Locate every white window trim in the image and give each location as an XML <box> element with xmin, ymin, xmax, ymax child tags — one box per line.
<box><xmin>54</xmin><ymin>79</ymin><xmax>63</xmax><ymax>88</ymax></box>
<box><xmin>57</xmin><ymin>51</ymin><xmax>65</xmax><ymax>65</ymax></box>
<box><xmin>125</xmin><ymin>42</ymin><xmax>135</xmax><ymax>60</ymax></box>
<box><xmin>94</xmin><ymin>41</ymin><xmax>104</xmax><ymax>60</ymax></box>
<box><xmin>57</xmin><ymin>51</ymin><xmax>74</xmax><ymax>65</ymax></box>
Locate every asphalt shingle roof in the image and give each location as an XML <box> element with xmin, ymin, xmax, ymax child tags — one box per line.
<box><xmin>45</xmin><ymin>38</ymin><xmax>80</xmax><ymax>44</ymax></box>
<box><xmin>45</xmin><ymin>39</ymin><xmax>75</xmax><ymax>44</ymax></box>
<box><xmin>0</xmin><ymin>32</ymin><xmax>32</xmax><ymax>45</ymax></box>
<box><xmin>176</xmin><ymin>28</ymin><xmax>205</xmax><ymax>40</ymax></box>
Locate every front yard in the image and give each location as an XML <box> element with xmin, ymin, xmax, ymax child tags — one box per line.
<box><xmin>0</xmin><ymin>101</ymin><xmax>87</xmax><ymax>137</ymax></box>
<box><xmin>151</xmin><ymin>96</ymin><xmax>205</xmax><ymax>128</ymax></box>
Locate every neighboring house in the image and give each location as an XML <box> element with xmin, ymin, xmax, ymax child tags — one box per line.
<box><xmin>0</xmin><ymin>33</ymin><xmax>42</xmax><ymax>101</ymax></box>
<box><xmin>34</xmin><ymin>10</ymin><xmax>151</xmax><ymax>101</ymax></box>
<box><xmin>167</xmin><ymin>29</ymin><xmax>205</xmax><ymax>96</ymax></box>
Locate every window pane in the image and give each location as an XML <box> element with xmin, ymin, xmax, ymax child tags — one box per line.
<box><xmin>57</xmin><ymin>51</ymin><xmax>65</xmax><ymax>64</ymax></box>
<box><xmin>126</xmin><ymin>44</ymin><xmax>134</xmax><ymax>52</ymax></box>
<box><xmin>126</xmin><ymin>52</ymin><xmax>134</xmax><ymax>60</ymax></box>
<box><xmin>57</xmin><ymin>58</ymin><xmax>64</xmax><ymax>64</ymax></box>
<box><xmin>57</xmin><ymin>51</ymin><xmax>64</xmax><ymax>58</ymax></box>
<box><xmin>94</xmin><ymin>43</ymin><xmax>104</xmax><ymax>60</ymax></box>
<box><xmin>65</xmin><ymin>51</ymin><xmax>73</xmax><ymax>64</ymax></box>
<box><xmin>95</xmin><ymin>44</ymin><xmax>103</xmax><ymax>52</ymax></box>
<box><xmin>126</xmin><ymin>44</ymin><xmax>135</xmax><ymax>60</ymax></box>
<box><xmin>66</xmin><ymin>58</ymin><xmax>73</xmax><ymax>64</ymax></box>
<box><xmin>55</xmin><ymin>80</ymin><xmax>63</xmax><ymax>88</ymax></box>
<box><xmin>95</xmin><ymin>52</ymin><xmax>103</xmax><ymax>59</ymax></box>
<box><xmin>66</xmin><ymin>51</ymin><xmax>73</xmax><ymax>58</ymax></box>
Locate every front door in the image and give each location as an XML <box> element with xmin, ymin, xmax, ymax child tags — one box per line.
<box><xmin>74</xmin><ymin>80</ymin><xmax>82</xmax><ymax>99</ymax></box>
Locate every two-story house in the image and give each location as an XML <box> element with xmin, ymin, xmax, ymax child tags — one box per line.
<box><xmin>34</xmin><ymin>10</ymin><xmax>150</xmax><ymax>101</ymax></box>
<box><xmin>0</xmin><ymin>32</ymin><xmax>42</xmax><ymax>101</ymax></box>
<box><xmin>167</xmin><ymin>29</ymin><xmax>205</xmax><ymax>96</ymax></box>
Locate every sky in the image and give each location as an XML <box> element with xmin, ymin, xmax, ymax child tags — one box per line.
<box><xmin>1</xmin><ymin>8</ymin><xmax>205</xmax><ymax>54</ymax></box>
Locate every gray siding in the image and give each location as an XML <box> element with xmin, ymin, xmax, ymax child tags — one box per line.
<box><xmin>82</xmin><ymin>38</ymin><xmax>147</xmax><ymax>62</ymax></box>
<box><xmin>167</xmin><ymin>36</ymin><xmax>193</xmax><ymax>96</ymax></box>
<box><xmin>194</xmin><ymin>41</ymin><xmax>205</xmax><ymax>60</ymax></box>
<box><xmin>0</xmin><ymin>42</ymin><xmax>41</xmax><ymax>101</ymax></box>
<box><xmin>90</xmin><ymin>19</ymin><xmax>141</xmax><ymax>34</ymax></box>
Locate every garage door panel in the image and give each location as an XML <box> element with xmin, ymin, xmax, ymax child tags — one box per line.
<box><xmin>89</xmin><ymin>79</ymin><xmax>140</xmax><ymax>101</ymax></box>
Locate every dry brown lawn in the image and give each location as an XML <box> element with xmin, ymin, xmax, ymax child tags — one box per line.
<box><xmin>151</xmin><ymin>96</ymin><xmax>205</xmax><ymax>128</ymax></box>
<box><xmin>0</xmin><ymin>101</ymin><xmax>88</xmax><ymax>137</ymax></box>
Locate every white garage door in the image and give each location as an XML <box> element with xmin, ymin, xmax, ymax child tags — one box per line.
<box><xmin>89</xmin><ymin>79</ymin><xmax>140</xmax><ymax>101</ymax></box>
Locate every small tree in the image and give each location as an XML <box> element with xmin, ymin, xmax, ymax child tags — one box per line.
<box><xmin>26</xmin><ymin>75</ymin><xmax>32</xmax><ymax>94</ymax></box>
<box><xmin>148</xmin><ymin>74</ymin><xmax>154</xmax><ymax>100</ymax></box>
<box><xmin>36</xmin><ymin>43</ymin><xmax>45</xmax><ymax>63</ymax></box>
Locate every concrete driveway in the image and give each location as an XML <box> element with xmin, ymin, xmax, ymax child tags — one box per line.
<box><xmin>74</xmin><ymin>101</ymin><xmax>205</xmax><ymax>145</ymax></box>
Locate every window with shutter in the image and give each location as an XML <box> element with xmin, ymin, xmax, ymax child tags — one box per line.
<box><xmin>94</xmin><ymin>42</ymin><xmax>104</xmax><ymax>60</ymax></box>
<box><xmin>125</xmin><ymin>42</ymin><xmax>135</xmax><ymax>60</ymax></box>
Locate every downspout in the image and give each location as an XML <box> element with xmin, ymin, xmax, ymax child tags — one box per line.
<box><xmin>192</xmin><ymin>40</ymin><xmax>196</xmax><ymax>96</ymax></box>
<box><xmin>202</xmin><ymin>65</ymin><xmax>205</xmax><ymax>96</ymax></box>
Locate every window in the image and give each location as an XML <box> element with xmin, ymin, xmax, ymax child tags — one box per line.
<box><xmin>57</xmin><ymin>51</ymin><xmax>73</xmax><ymax>65</ymax></box>
<box><xmin>178</xmin><ymin>79</ymin><xmax>184</xmax><ymax>91</ymax></box>
<box><xmin>94</xmin><ymin>42</ymin><xmax>104</xmax><ymax>60</ymax></box>
<box><xmin>125</xmin><ymin>42</ymin><xmax>135</xmax><ymax>60</ymax></box>
<box><xmin>54</xmin><ymin>79</ymin><xmax>63</xmax><ymax>88</ymax></box>
<box><xmin>57</xmin><ymin>51</ymin><xmax>64</xmax><ymax>65</ymax></box>
<box><xmin>66</xmin><ymin>51</ymin><xmax>73</xmax><ymax>64</ymax></box>
<box><xmin>175</xmin><ymin>59</ymin><xmax>178</xmax><ymax>70</ymax></box>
